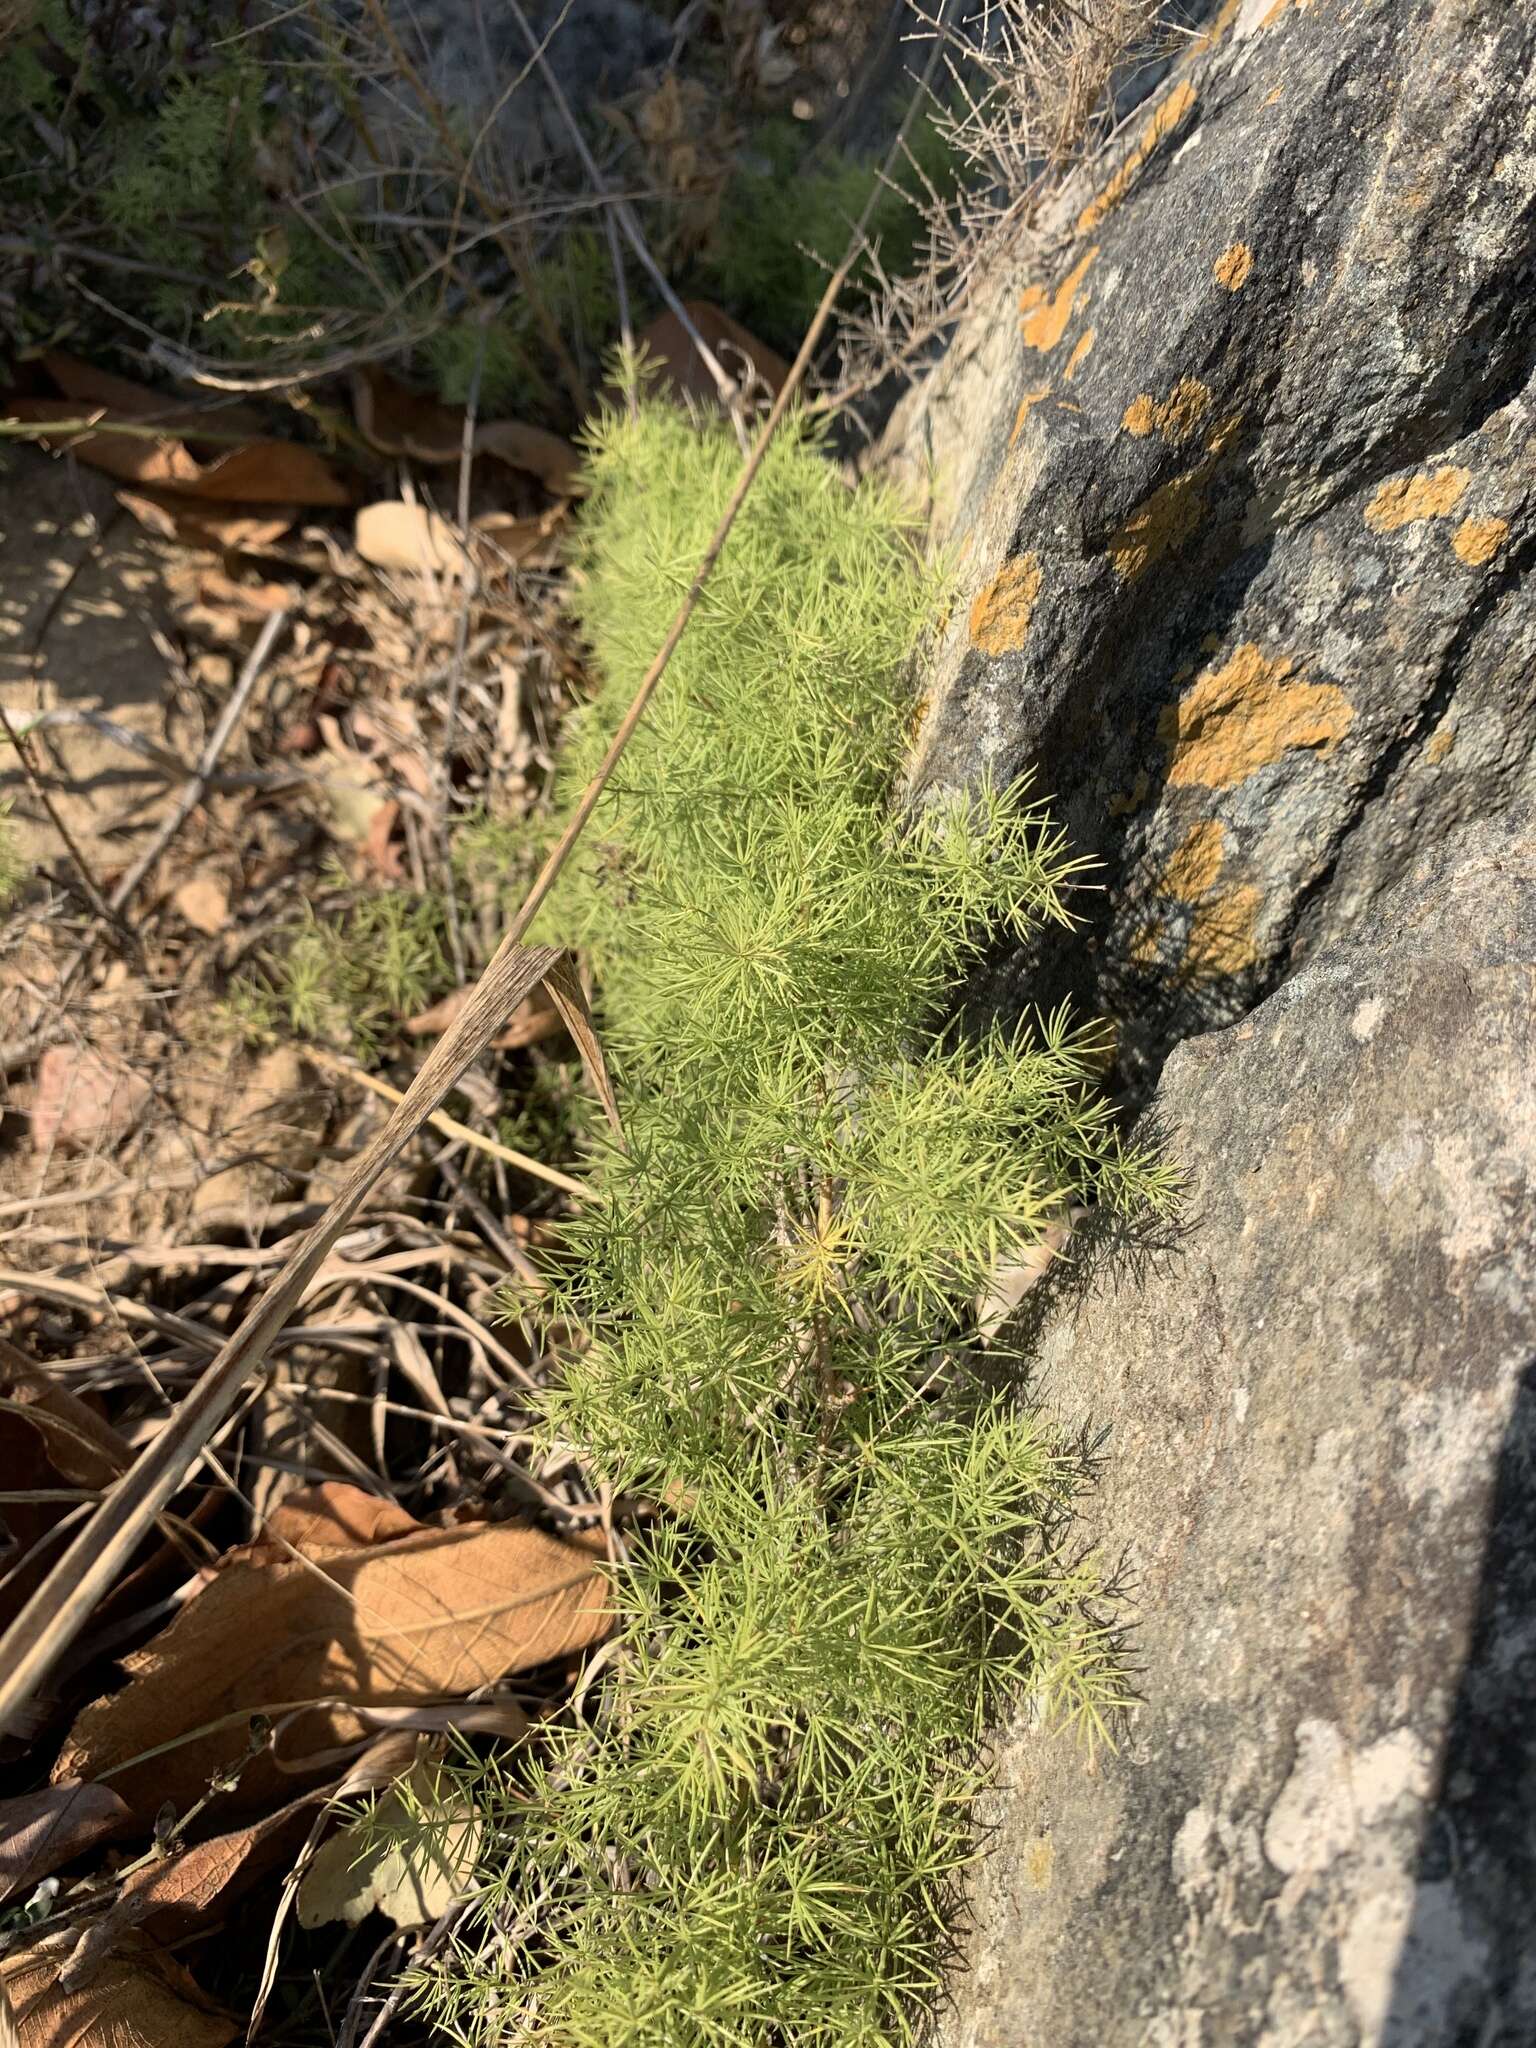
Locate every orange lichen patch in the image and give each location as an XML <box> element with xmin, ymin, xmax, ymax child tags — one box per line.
<box><xmin>1452</xmin><ymin>515</ymin><xmax>1510</xmax><ymax>566</ymax></box>
<box><xmin>1121</xmin><ymin>377</ymin><xmax>1213</xmax><ymax>445</ymax></box>
<box><xmin>1424</xmin><ymin>723</ymin><xmax>1456</xmax><ymax>764</ymax></box>
<box><xmin>1159</xmin><ymin>818</ymin><xmax>1227</xmax><ymax>898</ymax></box>
<box><xmin>969</xmin><ymin>553</ymin><xmax>1043</xmax><ymax>654</ymax></box>
<box><xmin>1020</xmin><ymin>248</ymin><xmax>1099</xmax><ymax>353</ymax></box>
<box><xmin>1264</xmin><ymin>84</ymin><xmax>1285</xmax><ymax>105</ymax></box>
<box><xmin>1077</xmin><ymin>81</ymin><xmax>1197</xmax><ymax>235</ymax></box>
<box><xmin>1364</xmin><ymin>466</ymin><xmax>1471</xmax><ymax>533</ymax></box>
<box><xmin>1158</xmin><ymin>643</ymin><xmax>1353</xmax><ymax>788</ymax></box>
<box><xmin>1107</xmin><ymin>771</ymin><xmax>1151</xmax><ymax>817</ymax></box>
<box><xmin>1107</xmin><ymin>468</ymin><xmax>1208</xmax><ymax>581</ymax></box>
<box><xmin>1133</xmin><ymin>818</ymin><xmax>1260</xmax><ymax>980</ymax></box>
<box><xmin>1183</xmin><ymin>884</ymin><xmax>1262</xmax><ymax>979</ymax></box>
<box><xmin>1192</xmin><ymin>0</ymin><xmax>1243</xmax><ymax>53</ymax></box>
<box><xmin>1065</xmin><ymin>329</ymin><xmax>1096</xmax><ymax>381</ymax></box>
<box><xmin>1205</xmin><ymin>410</ymin><xmax>1245</xmax><ymax>455</ymax></box>
<box><xmin>1213</xmin><ymin>242</ymin><xmax>1254</xmax><ymax>290</ymax></box>
<box><xmin>1260</xmin><ymin>0</ymin><xmax>1318</xmax><ymax>23</ymax></box>
<box><xmin>1009</xmin><ymin>386</ymin><xmax>1052</xmax><ymax>446</ymax></box>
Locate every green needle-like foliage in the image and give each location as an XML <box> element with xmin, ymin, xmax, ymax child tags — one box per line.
<box><xmin>411</xmin><ymin>397</ymin><xmax>1175</xmax><ymax>2046</ymax></box>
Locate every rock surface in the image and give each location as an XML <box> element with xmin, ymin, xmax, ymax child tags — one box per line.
<box><xmin>946</xmin><ymin>812</ymin><xmax>1536</xmax><ymax>2048</ymax></box>
<box><xmin>885</xmin><ymin>0</ymin><xmax>1536</xmax><ymax>1096</ymax></box>
<box><xmin>0</xmin><ymin>447</ymin><xmax>181</xmax><ymax>873</ymax></box>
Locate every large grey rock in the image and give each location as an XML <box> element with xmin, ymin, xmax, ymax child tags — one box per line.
<box><xmin>946</xmin><ymin>813</ymin><xmax>1536</xmax><ymax>2047</ymax></box>
<box><xmin>885</xmin><ymin>0</ymin><xmax>1536</xmax><ymax>1095</ymax></box>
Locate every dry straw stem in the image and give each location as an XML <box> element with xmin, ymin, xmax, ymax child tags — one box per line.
<box><xmin>0</xmin><ymin>67</ymin><xmax>907</xmax><ymax>1721</ymax></box>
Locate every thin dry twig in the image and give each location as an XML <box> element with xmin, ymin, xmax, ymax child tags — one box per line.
<box><xmin>305</xmin><ymin>1042</ymin><xmax>589</xmax><ymax>1198</ymax></box>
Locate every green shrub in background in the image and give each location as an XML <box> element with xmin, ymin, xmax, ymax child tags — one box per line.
<box><xmin>405</xmin><ymin>400</ymin><xmax>1175</xmax><ymax>2046</ymax></box>
<box><xmin>702</xmin><ymin>114</ymin><xmax>960</xmax><ymax>348</ymax></box>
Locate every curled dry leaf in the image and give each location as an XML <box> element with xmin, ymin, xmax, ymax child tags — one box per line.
<box><xmin>0</xmin><ymin>1783</ymin><xmax>130</xmax><ymax>1901</ymax></box>
<box><xmin>351</xmin><ymin>365</ymin><xmax>583</xmax><ymax>497</ymax></box>
<box><xmin>53</xmin><ymin>1483</ymin><xmax>610</xmax><ymax>1823</ymax></box>
<box><xmin>0</xmin><ymin>1935</ymin><xmax>236</xmax><ymax>2048</ymax></box>
<box><xmin>295</xmin><ymin>1759</ymin><xmax>482</xmax><ymax>1931</ymax></box>
<box><xmin>0</xmin><ymin>1347</ymin><xmax>130</xmax><ymax>1491</ymax></box>
<box><xmin>632</xmin><ymin>301</ymin><xmax>791</xmax><ymax>411</ymax></box>
<box><xmin>5</xmin><ymin>400</ymin><xmax>352</xmax><ymax>504</ymax></box>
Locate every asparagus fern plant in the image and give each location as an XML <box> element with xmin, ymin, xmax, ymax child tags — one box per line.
<box><xmin>411</xmin><ymin>397</ymin><xmax>1175</xmax><ymax>2047</ymax></box>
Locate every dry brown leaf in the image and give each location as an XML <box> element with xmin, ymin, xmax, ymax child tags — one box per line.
<box><xmin>115</xmin><ymin>490</ymin><xmax>295</xmax><ymax>552</ymax></box>
<box><xmin>5</xmin><ymin>399</ymin><xmax>352</xmax><ymax>505</ymax></box>
<box><xmin>39</xmin><ymin>353</ymin><xmax>266</xmax><ymax>441</ymax></box>
<box><xmin>171</xmin><ymin>877</ymin><xmax>230</xmax><ymax>937</ymax></box>
<box><xmin>474</xmin><ymin>505</ymin><xmax>570</xmax><ymax>568</ymax></box>
<box><xmin>351</xmin><ymin>366</ymin><xmax>582</xmax><ymax>497</ymax></box>
<box><xmin>0</xmin><ymin>1935</ymin><xmax>236</xmax><ymax>2048</ymax></box>
<box><xmin>362</xmin><ymin>798</ymin><xmax>405</xmax><ymax>882</ymax></box>
<box><xmin>30</xmin><ymin>1047</ymin><xmax>152</xmax><ymax>1157</ymax></box>
<box><xmin>0</xmin><ymin>1348</ymin><xmax>130</xmax><ymax>1490</ymax></box>
<box><xmin>634</xmin><ymin>301</ymin><xmax>790</xmax><ymax>411</ymax></box>
<box><xmin>295</xmin><ymin>1759</ymin><xmax>481</xmax><ymax>1931</ymax></box>
<box><xmin>0</xmin><ymin>1783</ymin><xmax>130</xmax><ymax>1901</ymax></box>
<box><xmin>473</xmin><ymin>421</ymin><xmax>584</xmax><ymax>498</ymax></box>
<box><xmin>263</xmin><ymin>1481</ymin><xmax>419</xmax><ymax>1554</ymax></box>
<box><xmin>118</xmin><ymin>1794</ymin><xmax>320</xmax><ymax>1941</ymax></box>
<box><xmin>54</xmin><ymin>1499</ymin><xmax>610</xmax><ymax>1821</ymax></box>
<box><xmin>354</xmin><ymin>501</ymin><xmax>471</xmax><ymax>579</ymax></box>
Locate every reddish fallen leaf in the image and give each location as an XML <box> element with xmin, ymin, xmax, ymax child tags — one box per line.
<box><xmin>474</xmin><ymin>504</ymin><xmax>570</xmax><ymax>568</ymax></box>
<box><xmin>351</xmin><ymin>365</ymin><xmax>582</xmax><ymax>496</ymax></box>
<box><xmin>474</xmin><ymin>419</ymin><xmax>585</xmax><ymax>497</ymax></box>
<box><xmin>634</xmin><ymin>300</ymin><xmax>790</xmax><ymax>410</ymax></box>
<box><xmin>120</xmin><ymin>1793</ymin><xmax>321</xmax><ymax>1941</ymax></box>
<box><xmin>0</xmin><ymin>1782</ymin><xmax>130</xmax><ymax>1901</ymax></box>
<box><xmin>5</xmin><ymin>357</ymin><xmax>350</xmax><ymax>506</ymax></box>
<box><xmin>1</xmin><ymin>1933</ymin><xmax>237</xmax><ymax>2048</ymax></box>
<box><xmin>30</xmin><ymin>1046</ymin><xmax>152</xmax><ymax>1157</ymax></box>
<box><xmin>54</xmin><ymin>1487</ymin><xmax>611</xmax><ymax>1822</ymax></box>
<box><xmin>0</xmin><ymin>1347</ymin><xmax>132</xmax><ymax>1655</ymax></box>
